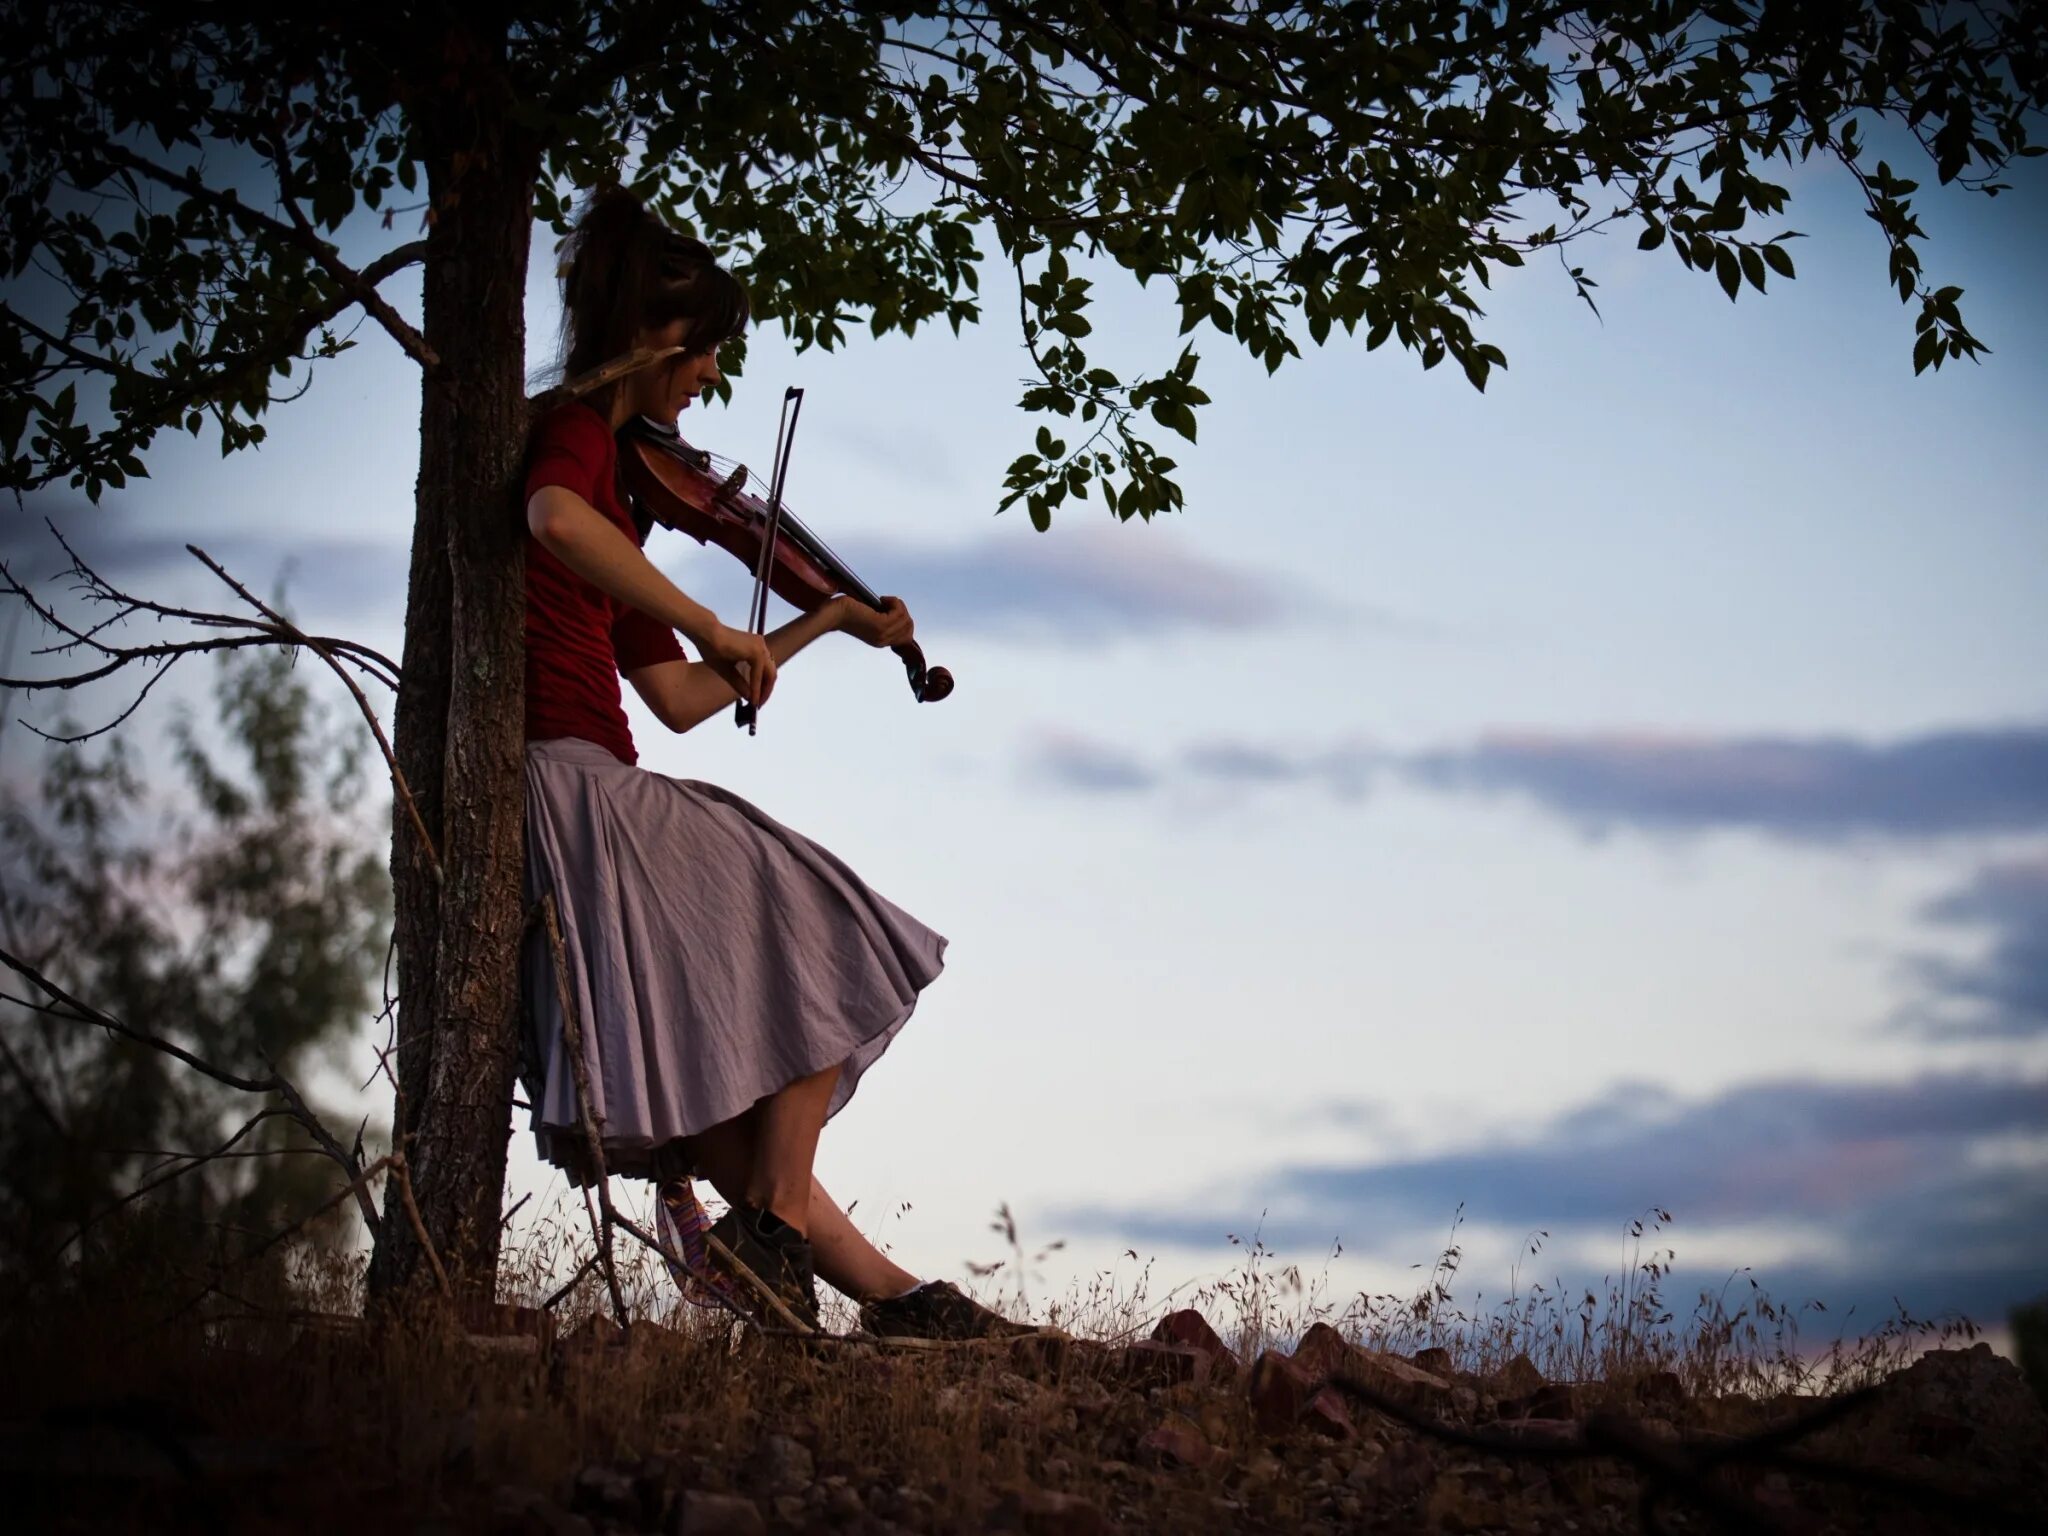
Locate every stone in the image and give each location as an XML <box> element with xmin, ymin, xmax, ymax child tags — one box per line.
<box><xmin>1494</xmin><ymin>1354</ymin><xmax>1545</xmax><ymax>1399</ymax></box>
<box><xmin>1304</xmin><ymin>1387</ymin><xmax>1356</xmax><ymax>1442</ymax></box>
<box><xmin>491</xmin><ymin>1485</ymin><xmax>593</xmax><ymax>1536</ymax></box>
<box><xmin>572</xmin><ymin>1463</ymin><xmax>637</xmax><ymax>1516</ymax></box>
<box><xmin>748</xmin><ymin>1433</ymin><xmax>814</xmax><ymax>1497</ymax></box>
<box><xmin>1008</xmin><ymin>1329</ymin><xmax>1072</xmax><ymax>1378</ymax></box>
<box><xmin>1412</xmin><ymin>1346</ymin><xmax>1454</xmax><ymax>1376</ymax></box>
<box><xmin>1150</xmin><ymin>1309</ymin><xmax>1242</xmax><ymax>1380</ymax></box>
<box><xmin>823</xmin><ymin>1481</ymin><xmax>863</xmax><ymax>1519</ymax></box>
<box><xmin>1030</xmin><ymin>1490</ymin><xmax>1108</xmax><ymax>1535</ymax></box>
<box><xmin>1294</xmin><ymin>1323</ymin><xmax>1455</xmax><ymax>1415</ymax></box>
<box><xmin>1491</xmin><ymin>1417</ymin><xmax>1581</xmax><ymax>1448</ymax></box>
<box><xmin>1633</xmin><ymin>1369</ymin><xmax>1685</xmax><ymax>1412</ymax></box>
<box><xmin>1525</xmin><ymin>1382</ymin><xmax>1581</xmax><ymax>1420</ymax></box>
<box><xmin>1424</xmin><ymin>1469</ymin><xmax>1505</xmax><ymax>1533</ymax></box>
<box><xmin>675</xmin><ymin>1490</ymin><xmax>767</xmax><ymax>1536</ymax></box>
<box><xmin>1249</xmin><ymin>1350</ymin><xmax>1317</xmax><ymax>1436</ymax></box>
<box><xmin>1115</xmin><ymin>1339</ymin><xmax>1210</xmax><ymax>1389</ymax></box>
<box><xmin>1342</xmin><ymin>1447</ymin><xmax>1385</xmax><ymax>1489</ymax></box>
<box><xmin>1137</xmin><ymin>1421</ymin><xmax>1212</xmax><ymax>1470</ymax></box>
<box><xmin>770</xmin><ymin>1494</ymin><xmax>805</xmax><ymax>1524</ymax></box>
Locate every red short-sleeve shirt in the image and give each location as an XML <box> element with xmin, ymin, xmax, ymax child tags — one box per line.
<box><xmin>524</xmin><ymin>402</ymin><xmax>686</xmax><ymax>765</ymax></box>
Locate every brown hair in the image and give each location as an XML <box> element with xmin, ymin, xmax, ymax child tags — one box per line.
<box><xmin>551</xmin><ymin>185</ymin><xmax>750</xmax><ymax>412</ymax></box>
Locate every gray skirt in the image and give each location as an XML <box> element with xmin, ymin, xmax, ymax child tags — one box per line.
<box><xmin>520</xmin><ymin>736</ymin><xmax>947</xmax><ymax>1183</ymax></box>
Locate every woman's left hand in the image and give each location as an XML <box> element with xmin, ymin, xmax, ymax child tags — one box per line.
<box><xmin>834</xmin><ymin>594</ymin><xmax>915</xmax><ymax>649</ymax></box>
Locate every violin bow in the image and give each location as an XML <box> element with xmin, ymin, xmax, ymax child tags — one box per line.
<box><xmin>734</xmin><ymin>386</ymin><xmax>805</xmax><ymax>734</ymax></box>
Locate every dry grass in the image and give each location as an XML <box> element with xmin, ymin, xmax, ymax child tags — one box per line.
<box><xmin>0</xmin><ymin>1190</ymin><xmax>2001</xmax><ymax>1534</ymax></box>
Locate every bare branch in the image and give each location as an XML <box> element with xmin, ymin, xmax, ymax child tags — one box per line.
<box><xmin>388</xmin><ymin>1152</ymin><xmax>449</xmax><ymax>1295</ymax></box>
<box><xmin>56</xmin><ymin>1107</ymin><xmax>291</xmax><ymax>1260</ymax></box>
<box><xmin>185</xmin><ymin>543</ymin><xmax>439</xmax><ymax>885</ymax></box>
<box><xmin>0</xmin><ymin>946</ymin><xmax>381</xmax><ymax>1237</ymax></box>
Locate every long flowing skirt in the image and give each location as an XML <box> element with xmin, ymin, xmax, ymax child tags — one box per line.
<box><xmin>520</xmin><ymin>736</ymin><xmax>946</xmax><ymax>1183</ymax></box>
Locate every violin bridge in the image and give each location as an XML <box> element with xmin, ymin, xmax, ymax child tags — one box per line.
<box><xmin>714</xmin><ymin>462</ymin><xmax>750</xmax><ymax>504</ymax></box>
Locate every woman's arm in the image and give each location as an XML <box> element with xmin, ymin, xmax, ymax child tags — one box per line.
<box><xmin>625</xmin><ymin>598</ymin><xmax>856</xmax><ymax>734</ymax></box>
<box><xmin>528</xmin><ymin>484</ymin><xmax>777</xmax><ymax>707</ymax></box>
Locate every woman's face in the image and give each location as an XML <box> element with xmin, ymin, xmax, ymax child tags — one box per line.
<box><xmin>630</xmin><ymin>315</ymin><xmax>724</xmax><ymax>423</ymax></box>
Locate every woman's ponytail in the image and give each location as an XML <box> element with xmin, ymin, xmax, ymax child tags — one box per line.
<box><xmin>550</xmin><ymin>185</ymin><xmax>750</xmax><ymax>409</ymax></box>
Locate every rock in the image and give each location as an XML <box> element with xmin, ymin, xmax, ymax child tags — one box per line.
<box><xmin>1295</xmin><ymin>1323</ymin><xmax>1455</xmax><ymax>1415</ymax></box>
<box><xmin>748</xmin><ymin>1433</ymin><xmax>814</xmax><ymax>1497</ymax></box>
<box><xmin>1304</xmin><ymin>1387</ymin><xmax>1356</xmax><ymax>1442</ymax></box>
<box><xmin>491</xmin><ymin>1485</ymin><xmax>594</xmax><ymax>1536</ymax></box>
<box><xmin>1249</xmin><ymin>1350</ymin><xmax>1317</xmax><ymax>1436</ymax></box>
<box><xmin>1137</xmin><ymin>1421</ymin><xmax>1212</xmax><ymax>1470</ymax></box>
<box><xmin>1040</xmin><ymin>1456</ymin><xmax>1073</xmax><ymax>1482</ymax></box>
<box><xmin>1425</xmin><ymin>1469</ymin><xmax>1505</xmax><ymax>1533</ymax></box>
<box><xmin>1493</xmin><ymin>1354</ymin><xmax>1545</xmax><ymax>1398</ymax></box>
<box><xmin>1509</xmin><ymin>1382</ymin><xmax>1581</xmax><ymax>1420</ymax></box>
<box><xmin>1858</xmin><ymin>1342</ymin><xmax>2048</xmax><ymax>1487</ymax></box>
<box><xmin>1342</xmin><ymin>1446</ymin><xmax>1384</xmax><ymax>1489</ymax></box>
<box><xmin>992</xmin><ymin>1486</ymin><xmax>1107</xmax><ymax>1535</ymax></box>
<box><xmin>1115</xmin><ymin>1339</ymin><xmax>1211</xmax><ymax>1389</ymax></box>
<box><xmin>1490</xmin><ymin>1417</ymin><xmax>1581</xmax><ymax>1449</ymax></box>
<box><xmin>1412</xmin><ymin>1346</ymin><xmax>1454</xmax><ymax>1376</ymax></box>
<box><xmin>823</xmin><ymin>1481</ymin><xmax>863</xmax><ymax>1519</ymax></box>
<box><xmin>1151</xmin><ymin>1309</ymin><xmax>1242</xmax><ymax>1381</ymax></box>
<box><xmin>675</xmin><ymin>1489</ymin><xmax>767</xmax><ymax>1536</ymax></box>
<box><xmin>1008</xmin><ymin>1329</ymin><xmax>1072</xmax><ymax>1378</ymax></box>
<box><xmin>1633</xmin><ymin>1369</ymin><xmax>1685</xmax><ymax>1412</ymax></box>
<box><xmin>1491</xmin><ymin>1417</ymin><xmax>1580</xmax><ymax>1448</ymax></box>
<box><xmin>572</xmin><ymin>1463</ymin><xmax>637</xmax><ymax>1517</ymax></box>
<box><xmin>769</xmin><ymin>1494</ymin><xmax>805</xmax><ymax>1524</ymax></box>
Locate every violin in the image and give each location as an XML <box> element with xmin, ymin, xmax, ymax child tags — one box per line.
<box><xmin>616</xmin><ymin>402</ymin><xmax>954</xmax><ymax>723</ymax></box>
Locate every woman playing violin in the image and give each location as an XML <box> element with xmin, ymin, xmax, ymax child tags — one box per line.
<box><xmin>521</xmin><ymin>186</ymin><xmax>1020</xmax><ymax>1341</ymax></box>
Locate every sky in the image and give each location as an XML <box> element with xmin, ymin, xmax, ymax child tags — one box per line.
<box><xmin>5</xmin><ymin>112</ymin><xmax>2045</xmax><ymax>1348</ymax></box>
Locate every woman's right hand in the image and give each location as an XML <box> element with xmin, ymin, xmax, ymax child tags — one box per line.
<box><xmin>700</xmin><ymin>622</ymin><xmax>777</xmax><ymax>710</ymax></box>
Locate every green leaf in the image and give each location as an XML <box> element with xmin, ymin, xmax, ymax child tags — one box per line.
<box><xmin>1715</xmin><ymin>245</ymin><xmax>1741</xmax><ymax>301</ymax></box>
<box><xmin>1762</xmin><ymin>243</ymin><xmax>1796</xmax><ymax>279</ymax></box>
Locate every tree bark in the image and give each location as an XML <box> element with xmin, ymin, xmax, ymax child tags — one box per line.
<box><xmin>370</xmin><ymin>23</ymin><xmax>538</xmax><ymax>1298</ymax></box>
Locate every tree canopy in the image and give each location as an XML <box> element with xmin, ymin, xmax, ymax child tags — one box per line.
<box><xmin>6</xmin><ymin>2</ymin><xmax>2042</xmax><ymax>522</ymax></box>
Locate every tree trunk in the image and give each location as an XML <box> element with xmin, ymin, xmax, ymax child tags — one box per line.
<box><xmin>370</xmin><ymin>25</ymin><xmax>538</xmax><ymax>1298</ymax></box>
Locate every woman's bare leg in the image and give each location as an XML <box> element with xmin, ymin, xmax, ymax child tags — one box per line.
<box><xmin>746</xmin><ymin>1060</ymin><xmax>840</xmax><ymax>1231</ymax></box>
<box><xmin>682</xmin><ymin>1061</ymin><xmax>842</xmax><ymax>1235</ymax></box>
<box><xmin>806</xmin><ymin>1175</ymin><xmax>920</xmax><ymax>1303</ymax></box>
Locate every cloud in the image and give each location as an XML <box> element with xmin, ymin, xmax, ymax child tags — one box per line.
<box><xmin>1023</xmin><ymin>730</ymin><xmax>1161</xmax><ymax>793</ymax></box>
<box><xmin>1898</xmin><ymin>853</ymin><xmax>2048</xmax><ymax>1039</ymax></box>
<box><xmin>836</xmin><ymin>527</ymin><xmax>1360</xmax><ymax>643</ymax></box>
<box><xmin>1402</xmin><ymin>726</ymin><xmax>2048</xmax><ymax>839</ymax></box>
<box><xmin>1055</xmin><ymin>1071</ymin><xmax>2048</xmax><ymax>1324</ymax></box>
<box><xmin>1027</xmin><ymin>721</ymin><xmax>2048</xmax><ymax>840</ymax></box>
<box><xmin>1182</xmin><ymin>739</ymin><xmax>1381</xmax><ymax>799</ymax></box>
<box><xmin>2</xmin><ymin>508</ymin><xmax>406</xmax><ymax>622</ymax></box>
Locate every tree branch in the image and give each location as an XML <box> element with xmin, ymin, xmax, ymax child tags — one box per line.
<box><xmin>95</xmin><ymin>141</ymin><xmax>438</xmax><ymax>370</ymax></box>
<box><xmin>185</xmin><ymin>543</ymin><xmax>439</xmax><ymax>885</ymax></box>
<box><xmin>0</xmin><ymin>947</ymin><xmax>381</xmax><ymax>1237</ymax></box>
